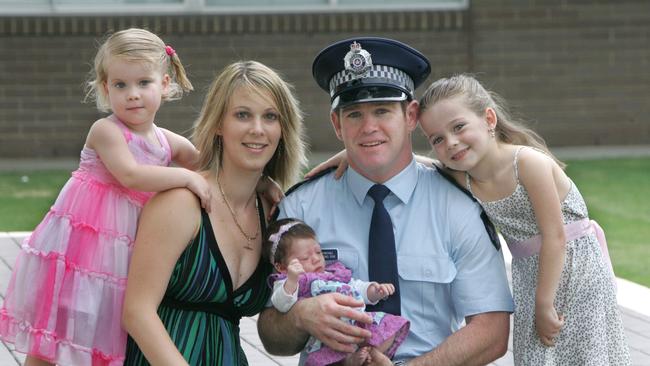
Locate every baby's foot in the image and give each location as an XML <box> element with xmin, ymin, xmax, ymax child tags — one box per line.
<box><xmin>342</xmin><ymin>346</ymin><xmax>370</xmax><ymax>366</ymax></box>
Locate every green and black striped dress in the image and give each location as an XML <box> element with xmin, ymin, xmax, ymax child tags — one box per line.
<box><xmin>124</xmin><ymin>197</ymin><xmax>272</xmax><ymax>365</ymax></box>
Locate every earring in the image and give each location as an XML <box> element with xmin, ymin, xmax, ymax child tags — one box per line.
<box><xmin>274</xmin><ymin>140</ymin><xmax>283</xmax><ymax>157</ymax></box>
<box><xmin>214</xmin><ymin>135</ymin><xmax>223</xmax><ymax>155</ymax></box>
<box><xmin>488</xmin><ymin>128</ymin><xmax>496</xmax><ymax>138</ymax></box>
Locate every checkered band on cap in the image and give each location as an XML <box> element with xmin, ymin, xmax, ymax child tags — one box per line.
<box><xmin>328</xmin><ymin>65</ymin><xmax>415</xmax><ymax>97</ymax></box>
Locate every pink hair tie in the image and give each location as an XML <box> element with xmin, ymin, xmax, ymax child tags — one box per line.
<box><xmin>165</xmin><ymin>45</ymin><xmax>176</xmax><ymax>57</ymax></box>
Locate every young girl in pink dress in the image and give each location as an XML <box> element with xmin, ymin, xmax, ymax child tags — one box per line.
<box><xmin>0</xmin><ymin>28</ymin><xmax>212</xmax><ymax>366</ymax></box>
<box><xmin>265</xmin><ymin>218</ymin><xmax>410</xmax><ymax>366</ymax></box>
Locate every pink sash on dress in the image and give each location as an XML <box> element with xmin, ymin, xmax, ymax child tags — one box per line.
<box><xmin>507</xmin><ymin>218</ymin><xmax>614</xmax><ymax>275</ymax></box>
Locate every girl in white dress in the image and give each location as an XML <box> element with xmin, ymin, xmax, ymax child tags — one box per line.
<box><xmin>417</xmin><ymin>74</ymin><xmax>630</xmax><ymax>365</ymax></box>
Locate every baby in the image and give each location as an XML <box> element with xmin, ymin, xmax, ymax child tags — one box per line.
<box><xmin>264</xmin><ymin>218</ymin><xmax>410</xmax><ymax>366</ymax></box>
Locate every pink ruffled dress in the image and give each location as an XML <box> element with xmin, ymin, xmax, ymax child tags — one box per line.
<box><xmin>0</xmin><ymin>115</ymin><xmax>171</xmax><ymax>365</ymax></box>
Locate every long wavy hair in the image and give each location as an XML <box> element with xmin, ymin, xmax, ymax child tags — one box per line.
<box><xmin>419</xmin><ymin>74</ymin><xmax>565</xmax><ymax>168</ymax></box>
<box><xmin>191</xmin><ymin>61</ymin><xmax>308</xmax><ymax>189</ymax></box>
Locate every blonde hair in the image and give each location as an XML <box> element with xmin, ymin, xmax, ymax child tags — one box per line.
<box><xmin>191</xmin><ymin>61</ymin><xmax>308</xmax><ymax>189</ymax></box>
<box><xmin>419</xmin><ymin>74</ymin><xmax>565</xmax><ymax>168</ymax></box>
<box><xmin>86</xmin><ymin>28</ymin><xmax>193</xmax><ymax>112</ymax></box>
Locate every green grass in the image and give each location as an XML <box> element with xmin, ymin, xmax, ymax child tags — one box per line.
<box><xmin>0</xmin><ymin>170</ymin><xmax>71</xmax><ymax>231</ymax></box>
<box><xmin>0</xmin><ymin>158</ymin><xmax>648</xmax><ymax>287</ymax></box>
<box><xmin>564</xmin><ymin>158</ymin><xmax>650</xmax><ymax>287</ymax></box>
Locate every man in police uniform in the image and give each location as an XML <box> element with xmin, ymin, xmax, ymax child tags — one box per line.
<box><xmin>258</xmin><ymin>37</ymin><xmax>514</xmax><ymax>365</ymax></box>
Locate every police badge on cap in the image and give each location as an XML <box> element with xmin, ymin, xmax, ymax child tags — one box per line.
<box><xmin>344</xmin><ymin>41</ymin><xmax>373</xmax><ymax>76</ymax></box>
<box><xmin>312</xmin><ymin>37</ymin><xmax>431</xmax><ymax>110</ymax></box>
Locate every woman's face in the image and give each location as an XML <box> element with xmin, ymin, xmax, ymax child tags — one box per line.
<box><xmin>219</xmin><ymin>85</ymin><xmax>282</xmax><ymax>173</ymax></box>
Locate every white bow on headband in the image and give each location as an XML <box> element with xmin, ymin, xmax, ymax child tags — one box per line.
<box><xmin>269</xmin><ymin>222</ymin><xmax>300</xmax><ymax>263</ymax></box>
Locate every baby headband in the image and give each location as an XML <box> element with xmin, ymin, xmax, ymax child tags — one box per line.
<box><xmin>165</xmin><ymin>45</ymin><xmax>176</xmax><ymax>57</ymax></box>
<box><xmin>269</xmin><ymin>221</ymin><xmax>300</xmax><ymax>263</ymax></box>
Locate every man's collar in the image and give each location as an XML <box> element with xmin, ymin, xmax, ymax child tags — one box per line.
<box><xmin>347</xmin><ymin>156</ymin><xmax>418</xmax><ymax>206</ymax></box>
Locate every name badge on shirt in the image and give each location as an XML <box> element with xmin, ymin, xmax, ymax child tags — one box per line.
<box><xmin>322</xmin><ymin>248</ymin><xmax>338</xmax><ymax>262</ymax></box>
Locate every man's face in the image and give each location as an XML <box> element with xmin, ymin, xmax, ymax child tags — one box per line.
<box><xmin>330</xmin><ymin>100</ymin><xmax>418</xmax><ymax>183</ymax></box>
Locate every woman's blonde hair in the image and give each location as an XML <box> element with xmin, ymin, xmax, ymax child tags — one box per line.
<box><xmin>191</xmin><ymin>61</ymin><xmax>308</xmax><ymax>189</ymax></box>
<box><xmin>86</xmin><ymin>28</ymin><xmax>193</xmax><ymax>112</ymax></box>
<box><xmin>419</xmin><ymin>74</ymin><xmax>565</xmax><ymax>168</ymax></box>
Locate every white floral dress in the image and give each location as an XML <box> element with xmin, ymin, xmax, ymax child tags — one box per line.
<box><xmin>466</xmin><ymin>147</ymin><xmax>630</xmax><ymax>366</ymax></box>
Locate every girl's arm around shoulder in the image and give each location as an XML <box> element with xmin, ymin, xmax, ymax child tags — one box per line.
<box><xmin>160</xmin><ymin>128</ymin><xmax>200</xmax><ymax>171</ymax></box>
<box><xmin>86</xmin><ymin>120</ymin><xmax>212</xmax><ymax>210</ymax></box>
<box><xmin>122</xmin><ymin>188</ymin><xmax>201</xmax><ymax>366</ymax></box>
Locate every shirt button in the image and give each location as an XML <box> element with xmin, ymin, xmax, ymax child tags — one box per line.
<box><xmin>424</xmin><ymin>269</ymin><xmax>433</xmax><ymax>277</ymax></box>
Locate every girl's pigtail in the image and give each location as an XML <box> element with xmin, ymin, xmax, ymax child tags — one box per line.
<box><xmin>165</xmin><ymin>46</ymin><xmax>193</xmax><ymax>95</ymax></box>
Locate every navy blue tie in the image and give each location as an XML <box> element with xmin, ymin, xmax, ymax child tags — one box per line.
<box><xmin>366</xmin><ymin>184</ymin><xmax>401</xmax><ymax>315</ymax></box>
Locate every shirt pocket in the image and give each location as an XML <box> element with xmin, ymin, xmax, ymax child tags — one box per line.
<box><xmin>336</xmin><ymin>248</ymin><xmax>359</xmax><ymax>274</ymax></box>
<box><xmin>398</xmin><ymin>255</ymin><xmax>458</xmax><ymax>335</ymax></box>
<box><xmin>398</xmin><ymin>255</ymin><xmax>456</xmax><ymax>283</ymax></box>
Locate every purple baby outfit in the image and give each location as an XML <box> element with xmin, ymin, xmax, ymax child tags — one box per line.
<box><xmin>269</xmin><ymin>261</ymin><xmax>409</xmax><ymax>366</ymax></box>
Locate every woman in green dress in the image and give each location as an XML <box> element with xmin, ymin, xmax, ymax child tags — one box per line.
<box><xmin>122</xmin><ymin>60</ymin><xmax>307</xmax><ymax>365</ymax></box>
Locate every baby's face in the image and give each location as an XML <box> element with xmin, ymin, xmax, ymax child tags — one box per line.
<box><xmin>285</xmin><ymin>237</ymin><xmax>325</xmax><ymax>273</ymax></box>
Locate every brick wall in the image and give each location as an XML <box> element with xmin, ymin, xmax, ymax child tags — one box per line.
<box><xmin>471</xmin><ymin>0</ymin><xmax>650</xmax><ymax>146</ymax></box>
<box><xmin>0</xmin><ymin>1</ymin><xmax>648</xmax><ymax>158</ymax></box>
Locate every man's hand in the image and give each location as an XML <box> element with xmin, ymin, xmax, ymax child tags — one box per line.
<box><xmin>294</xmin><ymin>292</ymin><xmax>373</xmax><ymax>353</ymax></box>
<box><xmin>256</xmin><ymin>175</ymin><xmax>285</xmax><ymax>220</ymax></box>
<box><xmin>304</xmin><ymin>149</ymin><xmax>348</xmax><ymax>180</ymax></box>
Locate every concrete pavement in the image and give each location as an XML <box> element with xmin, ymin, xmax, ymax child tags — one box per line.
<box><xmin>1</xmin><ymin>232</ymin><xmax>649</xmax><ymax>365</ymax></box>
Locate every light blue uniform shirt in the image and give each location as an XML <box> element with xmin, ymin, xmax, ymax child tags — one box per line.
<box><xmin>279</xmin><ymin>158</ymin><xmax>514</xmax><ymax>360</ymax></box>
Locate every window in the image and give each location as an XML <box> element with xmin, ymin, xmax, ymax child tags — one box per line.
<box><xmin>1</xmin><ymin>0</ymin><xmax>466</xmax><ymax>15</ymax></box>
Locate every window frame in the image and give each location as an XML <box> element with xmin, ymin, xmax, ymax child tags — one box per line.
<box><xmin>0</xmin><ymin>0</ymin><xmax>468</xmax><ymax>16</ymax></box>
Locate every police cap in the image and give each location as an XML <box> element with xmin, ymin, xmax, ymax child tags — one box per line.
<box><xmin>312</xmin><ymin>37</ymin><xmax>431</xmax><ymax>110</ymax></box>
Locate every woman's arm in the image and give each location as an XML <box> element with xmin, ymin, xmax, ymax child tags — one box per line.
<box><xmin>86</xmin><ymin>119</ymin><xmax>211</xmax><ymax>210</ymax></box>
<box><xmin>518</xmin><ymin>149</ymin><xmax>568</xmax><ymax>346</ymax></box>
<box><xmin>122</xmin><ymin>188</ymin><xmax>201</xmax><ymax>366</ymax></box>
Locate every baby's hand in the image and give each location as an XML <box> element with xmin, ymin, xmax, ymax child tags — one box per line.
<box><xmin>367</xmin><ymin>282</ymin><xmax>395</xmax><ymax>303</ymax></box>
<box><xmin>305</xmin><ymin>149</ymin><xmax>348</xmax><ymax>180</ymax></box>
<box><xmin>287</xmin><ymin>259</ymin><xmax>305</xmax><ymax>282</ymax></box>
<box><xmin>186</xmin><ymin>171</ymin><xmax>212</xmax><ymax>212</ymax></box>
<box><xmin>535</xmin><ymin>304</ymin><xmax>565</xmax><ymax>347</ymax></box>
